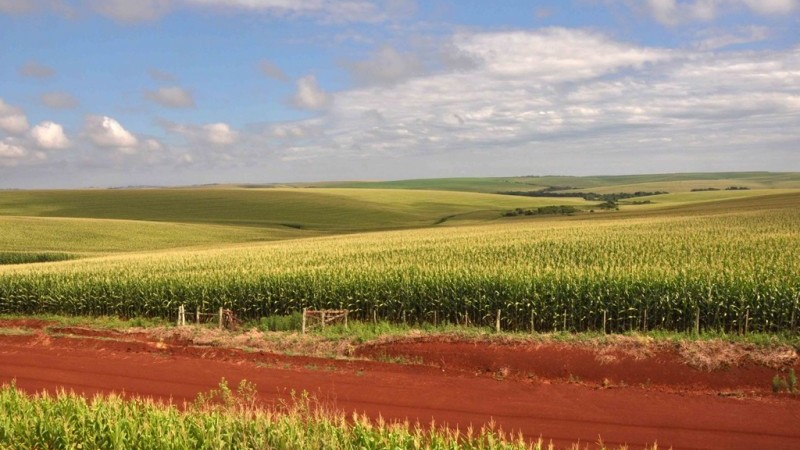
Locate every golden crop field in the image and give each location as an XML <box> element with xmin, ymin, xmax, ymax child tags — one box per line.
<box><xmin>2</xmin><ymin>191</ymin><xmax>797</xmax><ymax>334</ymax></box>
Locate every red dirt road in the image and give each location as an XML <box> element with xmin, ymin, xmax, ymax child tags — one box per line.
<box><xmin>1</xmin><ymin>333</ymin><xmax>800</xmax><ymax>450</ymax></box>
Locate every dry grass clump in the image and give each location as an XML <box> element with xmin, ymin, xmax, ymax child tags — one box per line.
<box><xmin>591</xmin><ymin>335</ymin><xmax>658</xmax><ymax>364</ymax></box>
<box><xmin>678</xmin><ymin>340</ymin><xmax>797</xmax><ymax>371</ymax></box>
<box><xmin>147</xmin><ymin>326</ymin><xmax>357</xmax><ymax>358</ymax></box>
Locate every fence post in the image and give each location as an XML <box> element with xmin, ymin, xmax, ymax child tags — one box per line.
<box><xmin>344</xmin><ymin>310</ymin><xmax>348</xmax><ymax>330</ymax></box>
<box><xmin>694</xmin><ymin>307</ymin><xmax>701</xmax><ymax>336</ymax></box>
<box><xmin>196</xmin><ymin>307</ymin><xmax>199</xmax><ymax>324</ymax></box>
<box><xmin>744</xmin><ymin>307</ymin><xmax>749</xmax><ymax>335</ymax></box>
<box><xmin>177</xmin><ymin>305</ymin><xmax>182</xmax><ymax>327</ymax></box>
<box><xmin>302</xmin><ymin>308</ymin><xmax>307</xmax><ymax>334</ymax></box>
<box><xmin>321</xmin><ymin>310</ymin><xmax>326</xmax><ymax>329</ymax></box>
<box><xmin>219</xmin><ymin>307</ymin><xmax>223</xmax><ymax>329</ymax></box>
<box><xmin>643</xmin><ymin>308</ymin><xmax>648</xmax><ymax>333</ymax></box>
<box><xmin>603</xmin><ymin>310</ymin><xmax>607</xmax><ymax>335</ymax></box>
<box><xmin>530</xmin><ymin>310</ymin><xmax>535</xmax><ymax>333</ymax></box>
<box><xmin>495</xmin><ymin>309</ymin><xmax>501</xmax><ymax>333</ymax></box>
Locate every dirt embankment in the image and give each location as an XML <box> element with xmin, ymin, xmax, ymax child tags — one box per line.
<box><xmin>1</xmin><ymin>324</ymin><xmax>800</xmax><ymax>450</ymax></box>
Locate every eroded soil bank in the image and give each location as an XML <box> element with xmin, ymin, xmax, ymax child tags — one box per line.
<box><xmin>1</xmin><ymin>323</ymin><xmax>800</xmax><ymax>449</ymax></box>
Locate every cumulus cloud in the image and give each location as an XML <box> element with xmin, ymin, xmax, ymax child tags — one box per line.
<box><xmin>455</xmin><ymin>28</ymin><xmax>669</xmax><ymax>82</ymax></box>
<box><xmin>291</xmin><ymin>75</ymin><xmax>331</xmax><ymax>110</ymax></box>
<box><xmin>40</xmin><ymin>91</ymin><xmax>79</xmax><ymax>109</ymax></box>
<box><xmin>258</xmin><ymin>28</ymin><xmax>799</xmax><ymax>174</ymax></box>
<box><xmin>347</xmin><ymin>45</ymin><xmax>425</xmax><ymax>86</ymax></box>
<box><xmin>203</xmin><ymin>123</ymin><xmax>237</xmax><ymax>145</ymax></box>
<box><xmin>162</xmin><ymin>120</ymin><xmax>238</xmax><ymax>146</ymax></box>
<box><xmin>258</xmin><ymin>59</ymin><xmax>288</xmax><ymax>81</ymax></box>
<box><xmin>30</xmin><ymin>121</ymin><xmax>70</xmax><ymax>149</ymax></box>
<box><xmin>145</xmin><ymin>86</ymin><xmax>196</xmax><ymax>108</ymax></box>
<box><xmin>0</xmin><ymin>140</ymin><xmax>26</xmax><ymax>159</ymax></box>
<box><xmin>0</xmin><ymin>98</ymin><xmax>29</xmax><ymax>135</ymax></box>
<box><xmin>85</xmin><ymin>115</ymin><xmax>138</xmax><ymax>148</ymax></box>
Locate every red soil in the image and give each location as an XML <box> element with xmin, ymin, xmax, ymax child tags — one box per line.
<box><xmin>0</xmin><ymin>318</ymin><xmax>55</xmax><ymax>329</ymax></box>
<box><xmin>357</xmin><ymin>338</ymin><xmax>799</xmax><ymax>393</ymax></box>
<box><xmin>2</xmin><ymin>332</ymin><xmax>800</xmax><ymax>450</ymax></box>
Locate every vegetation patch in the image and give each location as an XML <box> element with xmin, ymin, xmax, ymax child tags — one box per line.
<box><xmin>0</xmin><ymin>252</ymin><xmax>75</xmax><ymax>265</ymax></box>
<box><xmin>2</xmin><ymin>380</ymin><xmax>597</xmax><ymax>450</ymax></box>
<box><xmin>502</xmin><ymin>206</ymin><xmax>579</xmax><ymax>217</ymax></box>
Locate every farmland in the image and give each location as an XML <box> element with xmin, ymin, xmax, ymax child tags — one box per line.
<box><xmin>0</xmin><ymin>178</ymin><xmax>800</xmax><ymax>333</ymax></box>
<box><xmin>2</xmin><ymin>173</ymin><xmax>800</xmax><ymax>449</ymax></box>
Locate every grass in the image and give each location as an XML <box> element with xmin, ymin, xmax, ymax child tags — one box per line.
<box><xmin>0</xmin><ymin>216</ymin><xmax>299</xmax><ymax>254</ymax></box>
<box><xmin>0</xmin><ymin>188</ymin><xmax>592</xmax><ymax>233</ymax></box>
<box><xmin>0</xmin><ymin>313</ymin><xmax>170</xmax><ymax>329</ymax></box>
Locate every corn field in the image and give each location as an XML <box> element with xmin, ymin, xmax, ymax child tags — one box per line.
<box><xmin>0</xmin><ymin>205</ymin><xmax>798</xmax><ymax>334</ymax></box>
<box><xmin>0</xmin><ymin>381</ymin><xmax>561</xmax><ymax>450</ymax></box>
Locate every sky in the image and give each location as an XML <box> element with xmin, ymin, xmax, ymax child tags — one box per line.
<box><xmin>0</xmin><ymin>0</ymin><xmax>798</xmax><ymax>188</ymax></box>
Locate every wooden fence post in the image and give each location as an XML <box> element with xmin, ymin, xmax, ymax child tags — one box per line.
<box><xmin>603</xmin><ymin>310</ymin><xmax>607</xmax><ymax>335</ymax></box>
<box><xmin>321</xmin><ymin>310</ymin><xmax>326</xmax><ymax>329</ymax></box>
<box><xmin>744</xmin><ymin>307</ymin><xmax>749</xmax><ymax>335</ymax></box>
<box><xmin>302</xmin><ymin>308</ymin><xmax>307</xmax><ymax>334</ymax></box>
<box><xmin>495</xmin><ymin>309</ymin><xmax>501</xmax><ymax>333</ymax></box>
<box><xmin>196</xmin><ymin>307</ymin><xmax>199</xmax><ymax>324</ymax></box>
<box><xmin>219</xmin><ymin>307</ymin><xmax>223</xmax><ymax>329</ymax></box>
<box><xmin>694</xmin><ymin>307</ymin><xmax>701</xmax><ymax>336</ymax></box>
<box><xmin>344</xmin><ymin>310</ymin><xmax>348</xmax><ymax>330</ymax></box>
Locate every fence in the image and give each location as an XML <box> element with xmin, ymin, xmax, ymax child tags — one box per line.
<box><xmin>301</xmin><ymin>309</ymin><xmax>348</xmax><ymax>334</ymax></box>
<box><xmin>177</xmin><ymin>305</ymin><xmax>238</xmax><ymax>330</ymax></box>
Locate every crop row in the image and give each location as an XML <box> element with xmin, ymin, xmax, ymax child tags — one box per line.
<box><xmin>0</xmin><ymin>206</ymin><xmax>798</xmax><ymax>334</ymax></box>
<box><xmin>0</xmin><ymin>381</ymin><xmax>564</xmax><ymax>450</ymax></box>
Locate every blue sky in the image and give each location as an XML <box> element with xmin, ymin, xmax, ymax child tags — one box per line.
<box><xmin>0</xmin><ymin>0</ymin><xmax>798</xmax><ymax>188</ymax></box>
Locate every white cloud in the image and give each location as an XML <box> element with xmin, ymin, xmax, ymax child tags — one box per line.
<box><xmin>694</xmin><ymin>26</ymin><xmax>770</xmax><ymax>50</ymax></box>
<box><xmin>88</xmin><ymin>0</ymin><xmax>172</xmax><ymax>22</ymax></box>
<box><xmin>85</xmin><ymin>115</ymin><xmax>138</xmax><ymax>148</ymax></box>
<box><xmin>203</xmin><ymin>123</ymin><xmax>237</xmax><ymax>145</ymax></box>
<box><xmin>740</xmin><ymin>0</ymin><xmax>797</xmax><ymax>14</ymax></box>
<box><xmin>143</xmin><ymin>139</ymin><xmax>163</xmax><ymax>151</ymax></box>
<box><xmin>455</xmin><ymin>28</ymin><xmax>669</xmax><ymax>82</ymax></box>
<box><xmin>292</xmin><ymin>75</ymin><xmax>331</xmax><ymax>110</ymax></box>
<box><xmin>145</xmin><ymin>86</ymin><xmax>195</xmax><ymax>108</ymax></box>
<box><xmin>30</xmin><ymin>121</ymin><xmax>70</xmax><ymax>149</ymax></box>
<box><xmin>41</xmin><ymin>91</ymin><xmax>79</xmax><ymax>109</ymax></box>
<box><xmin>347</xmin><ymin>45</ymin><xmax>425</xmax><ymax>86</ymax></box>
<box><xmin>645</xmin><ymin>0</ymin><xmax>798</xmax><ymax>25</ymax></box>
<box><xmin>0</xmin><ymin>140</ymin><xmax>26</xmax><ymax>158</ymax></box>
<box><xmin>185</xmin><ymin>0</ymin><xmax>383</xmax><ymax>22</ymax></box>
<box><xmin>0</xmin><ymin>98</ymin><xmax>29</xmax><ymax>135</ymax></box>
<box><xmin>258</xmin><ymin>28</ymin><xmax>799</xmax><ymax>174</ymax></box>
